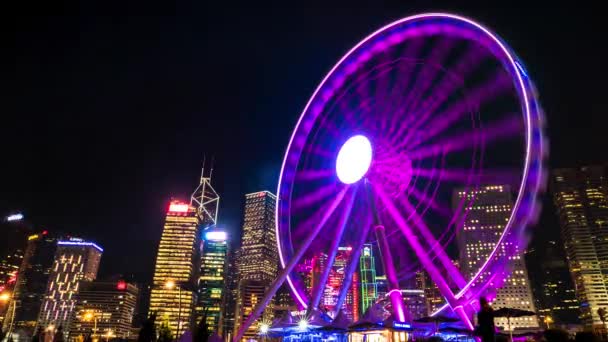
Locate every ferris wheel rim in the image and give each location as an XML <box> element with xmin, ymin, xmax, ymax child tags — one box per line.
<box><xmin>275</xmin><ymin>12</ymin><xmax>545</xmax><ymax>312</ymax></box>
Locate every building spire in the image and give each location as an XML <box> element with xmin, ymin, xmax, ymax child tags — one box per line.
<box><xmin>191</xmin><ymin>156</ymin><xmax>219</xmax><ymax>229</ymax></box>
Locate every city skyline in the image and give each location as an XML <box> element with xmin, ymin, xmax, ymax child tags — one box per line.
<box><xmin>3</xmin><ymin>2</ymin><xmax>608</xmax><ymax>286</ymax></box>
<box><xmin>3</xmin><ymin>2</ymin><xmax>608</xmax><ymax>341</ymax></box>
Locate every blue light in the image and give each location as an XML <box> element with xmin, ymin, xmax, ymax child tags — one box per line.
<box><xmin>205</xmin><ymin>231</ymin><xmax>227</xmax><ymax>241</ymax></box>
<box><xmin>393</xmin><ymin>322</ymin><xmax>411</xmax><ymax>329</ymax></box>
<box><xmin>515</xmin><ymin>61</ymin><xmax>528</xmax><ymax>78</ymax></box>
<box><xmin>57</xmin><ymin>241</ymin><xmax>104</xmax><ymax>252</ymax></box>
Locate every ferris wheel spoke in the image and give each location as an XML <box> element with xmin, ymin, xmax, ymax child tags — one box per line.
<box><xmin>235</xmin><ymin>187</ymin><xmax>348</xmax><ymax>342</ymax></box>
<box><xmin>293</xmin><ymin>183</ymin><xmax>340</xmax><ymax>210</ymax></box>
<box><xmin>332</xmin><ymin>200</ymin><xmax>374</xmax><ymax>318</ymax></box>
<box><xmin>401</xmin><ymin>71</ymin><xmax>513</xmax><ymax>151</ymax></box>
<box><xmin>398</xmin><ymin>39</ymin><xmax>457</xmax><ymax>119</ymax></box>
<box><xmin>295</xmin><ymin>169</ymin><xmax>335</xmax><ymax>181</ymax></box>
<box><xmin>373</xmin><ymin>183</ymin><xmax>457</xmax><ymax>301</ymax></box>
<box><xmin>406</xmin><ymin>186</ymin><xmax>453</xmax><ymax>219</ymax></box>
<box><xmin>310</xmin><ymin>186</ymin><xmax>358</xmax><ymax>310</ymax></box>
<box><xmin>406</xmin><ymin>114</ymin><xmax>522</xmax><ymax>162</ymax></box>
<box><xmin>400</xmin><ymin>197</ymin><xmax>467</xmax><ymax>289</ymax></box>
<box><xmin>396</xmin><ymin>46</ymin><xmax>490</xmax><ymax>145</ymax></box>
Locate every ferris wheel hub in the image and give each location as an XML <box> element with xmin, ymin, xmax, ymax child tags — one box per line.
<box><xmin>336</xmin><ymin>135</ymin><xmax>372</xmax><ymax>184</ymax></box>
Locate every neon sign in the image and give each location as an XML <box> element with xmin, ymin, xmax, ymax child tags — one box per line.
<box><xmin>116</xmin><ymin>280</ymin><xmax>127</xmax><ymax>290</ymax></box>
<box><xmin>393</xmin><ymin>322</ymin><xmax>411</xmax><ymax>329</ymax></box>
<box><xmin>168</xmin><ymin>203</ymin><xmax>189</xmax><ymax>213</ymax></box>
<box><xmin>6</xmin><ymin>213</ymin><xmax>23</xmax><ymax>221</ymax></box>
<box><xmin>205</xmin><ymin>231</ymin><xmax>227</xmax><ymax>241</ymax></box>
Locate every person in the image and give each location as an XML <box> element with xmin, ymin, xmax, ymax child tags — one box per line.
<box><xmin>31</xmin><ymin>327</ymin><xmax>43</xmax><ymax>342</ymax></box>
<box><xmin>53</xmin><ymin>326</ymin><xmax>64</xmax><ymax>342</ymax></box>
<box><xmin>476</xmin><ymin>297</ymin><xmax>495</xmax><ymax>342</ymax></box>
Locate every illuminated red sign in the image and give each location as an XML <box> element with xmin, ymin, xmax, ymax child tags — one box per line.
<box><xmin>168</xmin><ymin>203</ymin><xmax>189</xmax><ymax>213</ymax></box>
<box><xmin>116</xmin><ymin>280</ymin><xmax>127</xmax><ymax>290</ymax></box>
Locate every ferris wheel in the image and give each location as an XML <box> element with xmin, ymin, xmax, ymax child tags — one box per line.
<box><xmin>236</xmin><ymin>13</ymin><xmax>546</xmax><ymax>341</ymax></box>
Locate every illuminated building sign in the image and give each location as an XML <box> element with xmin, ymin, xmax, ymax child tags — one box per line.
<box><xmin>392</xmin><ymin>322</ymin><xmax>411</xmax><ymax>329</ymax></box>
<box><xmin>116</xmin><ymin>280</ymin><xmax>127</xmax><ymax>290</ymax></box>
<box><xmin>6</xmin><ymin>213</ymin><xmax>24</xmax><ymax>221</ymax></box>
<box><xmin>57</xmin><ymin>240</ymin><xmax>104</xmax><ymax>252</ymax></box>
<box><xmin>205</xmin><ymin>231</ymin><xmax>227</xmax><ymax>241</ymax></box>
<box><xmin>168</xmin><ymin>202</ymin><xmax>189</xmax><ymax>213</ymax></box>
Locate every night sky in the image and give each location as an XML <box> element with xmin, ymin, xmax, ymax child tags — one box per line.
<box><xmin>3</xmin><ymin>1</ymin><xmax>607</xmax><ymax>282</ymax></box>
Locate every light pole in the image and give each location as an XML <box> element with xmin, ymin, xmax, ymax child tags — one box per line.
<box><xmin>165</xmin><ymin>280</ymin><xmax>183</xmax><ymax>338</ymax></box>
<box><xmin>83</xmin><ymin>310</ymin><xmax>99</xmax><ymax>339</ymax></box>
<box><xmin>1</xmin><ymin>291</ymin><xmax>17</xmax><ymax>340</ymax></box>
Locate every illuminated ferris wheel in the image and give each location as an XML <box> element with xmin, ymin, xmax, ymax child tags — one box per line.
<box><xmin>236</xmin><ymin>13</ymin><xmax>546</xmax><ymax>341</ymax></box>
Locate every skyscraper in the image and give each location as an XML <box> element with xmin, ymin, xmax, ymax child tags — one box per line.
<box><xmin>526</xmin><ymin>241</ymin><xmax>579</xmax><ymax>326</ymax></box>
<box><xmin>454</xmin><ymin>185</ymin><xmax>538</xmax><ymax>331</ymax></box>
<box><xmin>69</xmin><ymin>280</ymin><xmax>138</xmax><ymax>340</ymax></box>
<box><xmin>552</xmin><ymin>166</ymin><xmax>608</xmax><ymax>329</ymax></box>
<box><xmin>37</xmin><ymin>238</ymin><xmax>103</xmax><ymax>336</ymax></box>
<box><xmin>415</xmin><ymin>270</ymin><xmax>445</xmax><ymax>316</ymax></box>
<box><xmin>196</xmin><ymin>230</ymin><xmax>228</xmax><ymax>334</ymax></box>
<box><xmin>149</xmin><ymin>200</ymin><xmax>201</xmax><ymax>336</ymax></box>
<box><xmin>311</xmin><ymin>247</ymin><xmax>360</xmax><ymax>321</ymax></box>
<box><xmin>359</xmin><ymin>244</ymin><xmax>377</xmax><ymax>315</ymax></box>
<box><xmin>220</xmin><ymin>248</ymin><xmax>240</xmax><ymax>340</ymax></box>
<box><xmin>234</xmin><ymin>191</ymin><xmax>278</xmax><ymax>341</ymax></box>
<box><xmin>0</xmin><ymin>215</ymin><xmax>29</xmax><ymax>328</ymax></box>
<box><xmin>2</xmin><ymin>231</ymin><xmax>56</xmax><ymax>338</ymax></box>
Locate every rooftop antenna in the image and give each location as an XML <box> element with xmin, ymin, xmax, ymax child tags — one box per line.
<box><xmin>191</xmin><ymin>155</ymin><xmax>219</xmax><ymax>229</ymax></box>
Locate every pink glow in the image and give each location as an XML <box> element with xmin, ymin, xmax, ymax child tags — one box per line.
<box><xmin>168</xmin><ymin>203</ymin><xmax>189</xmax><ymax>213</ymax></box>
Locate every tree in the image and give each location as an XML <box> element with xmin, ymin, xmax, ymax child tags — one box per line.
<box><xmin>157</xmin><ymin>321</ymin><xmax>173</xmax><ymax>342</ymax></box>
<box><xmin>138</xmin><ymin>312</ymin><xmax>157</xmax><ymax>342</ymax></box>
<box><xmin>194</xmin><ymin>314</ymin><xmax>210</xmax><ymax>342</ymax></box>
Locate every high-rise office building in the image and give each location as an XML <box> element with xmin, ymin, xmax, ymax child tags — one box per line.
<box><xmin>311</xmin><ymin>247</ymin><xmax>360</xmax><ymax>321</ymax></box>
<box><xmin>415</xmin><ymin>270</ymin><xmax>445</xmax><ymax>316</ymax></box>
<box><xmin>220</xmin><ymin>248</ymin><xmax>240</xmax><ymax>340</ymax></box>
<box><xmin>2</xmin><ymin>231</ymin><xmax>56</xmax><ymax>339</ymax></box>
<box><xmin>149</xmin><ymin>200</ymin><xmax>201</xmax><ymax>337</ymax></box>
<box><xmin>234</xmin><ymin>191</ymin><xmax>278</xmax><ymax>341</ymax></box>
<box><xmin>526</xmin><ymin>241</ymin><xmax>579</xmax><ymax>326</ymax></box>
<box><xmin>552</xmin><ymin>166</ymin><xmax>608</xmax><ymax>329</ymax></box>
<box><xmin>359</xmin><ymin>244</ymin><xmax>377</xmax><ymax>315</ymax></box>
<box><xmin>0</xmin><ymin>217</ymin><xmax>29</xmax><ymax>327</ymax></box>
<box><xmin>454</xmin><ymin>185</ymin><xmax>538</xmax><ymax>331</ymax></box>
<box><xmin>196</xmin><ymin>230</ymin><xmax>228</xmax><ymax>334</ymax></box>
<box><xmin>37</xmin><ymin>238</ymin><xmax>103</xmax><ymax>336</ymax></box>
<box><xmin>69</xmin><ymin>280</ymin><xmax>138</xmax><ymax>340</ymax></box>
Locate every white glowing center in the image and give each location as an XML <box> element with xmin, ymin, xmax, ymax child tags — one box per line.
<box><xmin>336</xmin><ymin>135</ymin><xmax>372</xmax><ymax>184</ymax></box>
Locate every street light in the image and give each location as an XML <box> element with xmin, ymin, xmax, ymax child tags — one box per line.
<box><xmin>105</xmin><ymin>329</ymin><xmax>114</xmax><ymax>342</ymax></box>
<box><xmin>544</xmin><ymin>315</ymin><xmax>554</xmax><ymax>329</ymax></box>
<box><xmin>165</xmin><ymin>280</ymin><xmax>182</xmax><ymax>338</ymax></box>
<box><xmin>82</xmin><ymin>310</ymin><xmax>99</xmax><ymax>339</ymax></box>
<box><xmin>0</xmin><ymin>292</ymin><xmax>10</xmax><ymax>302</ymax></box>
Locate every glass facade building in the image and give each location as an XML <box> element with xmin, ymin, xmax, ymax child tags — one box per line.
<box><xmin>69</xmin><ymin>280</ymin><xmax>138</xmax><ymax>340</ymax></box>
<box><xmin>454</xmin><ymin>185</ymin><xmax>538</xmax><ymax>331</ymax></box>
<box><xmin>2</xmin><ymin>231</ymin><xmax>56</xmax><ymax>338</ymax></box>
<box><xmin>149</xmin><ymin>201</ymin><xmax>201</xmax><ymax>336</ymax></box>
<box><xmin>234</xmin><ymin>191</ymin><xmax>278</xmax><ymax>341</ymax></box>
<box><xmin>37</xmin><ymin>239</ymin><xmax>103</xmax><ymax>336</ymax></box>
<box><xmin>312</xmin><ymin>247</ymin><xmax>360</xmax><ymax>321</ymax></box>
<box><xmin>553</xmin><ymin>166</ymin><xmax>608</xmax><ymax>329</ymax></box>
<box><xmin>196</xmin><ymin>230</ymin><xmax>228</xmax><ymax>334</ymax></box>
<box><xmin>359</xmin><ymin>244</ymin><xmax>377</xmax><ymax>315</ymax></box>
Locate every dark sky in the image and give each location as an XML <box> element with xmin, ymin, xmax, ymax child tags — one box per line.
<box><xmin>3</xmin><ymin>1</ymin><xmax>607</xmax><ymax>281</ymax></box>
